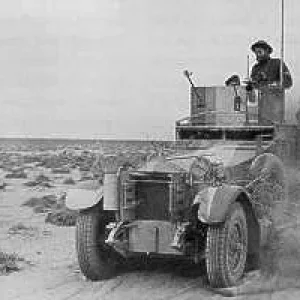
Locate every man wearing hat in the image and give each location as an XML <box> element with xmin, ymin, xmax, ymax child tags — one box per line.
<box><xmin>249</xmin><ymin>40</ymin><xmax>293</xmax><ymax>89</ymax></box>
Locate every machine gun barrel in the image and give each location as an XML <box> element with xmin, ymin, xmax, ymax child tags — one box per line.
<box><xmin>183</xmin><ymin>70</ymin><xmax>204</xmax><ymax>108</ymax></box>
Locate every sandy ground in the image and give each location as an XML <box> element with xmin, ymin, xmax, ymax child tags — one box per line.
<box><xmin>1</xmin><ymin>171</ymin><xmax>300</xmax><ymax>300</ymax></box>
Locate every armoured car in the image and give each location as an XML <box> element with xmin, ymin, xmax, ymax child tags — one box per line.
<box><xmin>66</xmin><ymin>72</ymin><xmax>299</xmax><ymax>288</ymax></box>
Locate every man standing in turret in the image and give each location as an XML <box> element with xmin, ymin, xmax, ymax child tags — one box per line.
<box><xmin>247</xmin><ymin>40</ymin><xmax>293</xmax><ymax>125</ymax></box>
<box><xmin>250</xmin><ymin>40</ymin><xmax>293</xmax><ymax>89</ymax></box>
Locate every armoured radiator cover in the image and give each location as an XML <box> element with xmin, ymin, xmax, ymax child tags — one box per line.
<box><xmin>135</xmin><ymin>181</ymin><xmax>170</xmax><ymax>220</ymax></box>
<box><xmin>122</xmin><ymin>173</ymin><xmax>193</xmax><ymax>222</ymax></box>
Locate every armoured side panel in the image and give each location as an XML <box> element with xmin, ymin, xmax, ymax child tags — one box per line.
<box><xmin>190</xmin><ymin>86</ymin><xmax>248</xmax><ymax>126</ymax></box>
<box><xmin>258</xmin><ymin>87</ymin><xmax>284</xmax><ymax>125</ymax></box>
<box><xmin>190</xmin><ymin>87</ymin><xmax>206</xmax><ymax>124</ymax></box>
<box><xmin>214</xmin><ymin>86</ymin><xmax>246</xmax><ymax>112</ymax></box>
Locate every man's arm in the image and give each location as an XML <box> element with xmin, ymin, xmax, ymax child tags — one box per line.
<box><xmin>251</xmin><ymin>60</ymin><xmax>293</xmax><ymax>89</ymax></box>
<box><xmin>250</xmin><ymin>64</ymin><xmax>268</xmax><ymax>87</ymax></box>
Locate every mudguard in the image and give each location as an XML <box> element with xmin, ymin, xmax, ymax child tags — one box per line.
<box><xmin>65</xmin><ymin>187</ymin><xmax>103</xmax><ymax>210</ymax></box>
<box><xmin>194</xmin><ymin>184</ymin><xmax>249</xmax><ymax>224</ymax></box>
<box><xmin>250</xmin><ymin>153</ymin><xmax>285</xmax><ymax>181</ymax></box>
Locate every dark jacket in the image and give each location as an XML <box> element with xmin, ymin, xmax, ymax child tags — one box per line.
<box><xmin>251</xmin><ymin>58</ymin><xmax>293</xmax><ymax>89</ymax></box>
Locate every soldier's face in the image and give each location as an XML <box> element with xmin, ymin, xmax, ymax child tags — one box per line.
<box><xmin>254</xmin><ymin>47</ymin><xmax>269</xmax><ymax>62</ymax></box>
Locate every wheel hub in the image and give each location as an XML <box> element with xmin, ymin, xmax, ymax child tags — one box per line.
<box><xmin>228</xmin><ymin>221</ymin><xmax>246</xmax><ymax>272</ymax></box>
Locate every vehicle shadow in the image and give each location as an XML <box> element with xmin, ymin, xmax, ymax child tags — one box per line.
<box><xmin>119</xmin><ymin>256</ymin><xmax>208</xmax><ymax>281</ymax></box>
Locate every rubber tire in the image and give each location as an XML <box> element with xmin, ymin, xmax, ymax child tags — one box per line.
<box><xmin>76</xmin><ymin>207</ymin><xmax>117</xmax><ymax>280</ymax></box>
<box><xmin>206</xmin><ymin>202</ymin><xmax>248</xmax><ymax>288</ymax></box>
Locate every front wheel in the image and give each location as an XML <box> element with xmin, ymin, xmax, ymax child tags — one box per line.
<box><xmin>205</xmin><ymin>202</ymin><xmax>248</xmax><ymax>288</ymax></box>
<box><xmin>76</xmin><ymin>207</ymin><xmax>118</xmax><ymax>280</ymax></box>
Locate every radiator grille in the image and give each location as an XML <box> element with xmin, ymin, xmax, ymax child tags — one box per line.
<box><xmin>122</xmin><ymin>173</ymin><xmax>193</xmax><ymax>222</ymax></box>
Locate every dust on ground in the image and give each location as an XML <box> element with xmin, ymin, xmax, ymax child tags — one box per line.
<box><xmin>0</xmin><ymin>140</ymin><xmax>300</xmax><ymax>300</ymax></box>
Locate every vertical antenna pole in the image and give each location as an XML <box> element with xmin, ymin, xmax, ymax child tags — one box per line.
<box><xmin>280</xmin><ymin>0</ymin><xmax>285</xmax><ymax>88</ymax></box>
<box><xmin>280</xmin><ymin>0</ymin><xmax>285</xmax><ymax>124</ymax></box>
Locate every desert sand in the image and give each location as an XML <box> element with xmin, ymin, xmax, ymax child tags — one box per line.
<box><xmin>0</xmin><ymin>140</ymin><xmax>300</xmax><ymax>300</ymax></box>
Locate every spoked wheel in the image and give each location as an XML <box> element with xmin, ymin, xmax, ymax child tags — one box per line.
<box><xmin>206</xmin><ymin>202</ymin><xmax>248</xmax><ymax>288</ymax></box>
<box><xmin>228</xmin><ymin>220</ymin><xmax>247</xmax><ymax>274</ymax></box>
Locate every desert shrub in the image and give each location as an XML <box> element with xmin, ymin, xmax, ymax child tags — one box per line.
<box><xmin>22</xmin><ymin>194</ymin><xmax>58</xmax><ymax>212</ymax></box>
<box><xmin>22</xmin><ymin>191</ymin><xmax>76</xmax><ymax>226</ymax></box>
<box><xmin>51</xmin><ymin>167</ymin><xmax>70</xmax><ymax>174</ymax></box>
<box><xmin>22</xmin><ymin>193</ymin><xmax>68</xmax><ymax>219</ymax></box>
<box><xmin>0</xmin><ymin>180</ymin><xmax>6</xmax><ymax>190</ymax></box>
<box><xmin>63</xmin><ymin>177</ymin><xmax>76</xmax><ymax>185</ymax></box>
<box><xmin>8</xmin><ymin>223</ymin><xmax>37</xmax><ymax>237</ymax></box>
<box><xmin>24</xmin><ymin>180</ymin><xmax>53</xmax><ymax>188</ymax></box>
<box><xmin>8</xmin><ymin>222</ymin><xmax>31</xmax><ymax>232</ymax></box>
<box><xmin>35</xmin><ymin>174</ymin><xmax>50</xmax><ymax>182</ymax></box>
<box><xmin>36</xmin><ymin>156</ymin><xmax>64</xmax><ymax>169</ymax></box>
<box><xmin>22</xmin><ymin>197</ymin><xmax>41</xmax><ymax>207</ymax></box>
<box><xmin>45</xmin><ymin>208</ymin><xmax>78</xmax><ymax>227</ymax></box>
<box><xmin>79</xmin><ymin>174</ymin><xmax>94</xmax><ymax>181</ymax></box>
<box><xmin>0</xmin><ymin>251</ymin><xmax>24</xmax><ymax>274</ymax></box>
<box><xmin>22</xmin><ymin>155</ymin><xmax>42</xmax><ymax>164</ymax></box>
<box><xmin>24</xmin><ymin>174</ymin><xmax>53</xmax><ymax>188</ymax></box>
<box><xmin>79</xmin><ymin>165</ymin><xmax>91</xmax><ymax>172</ymax></box>
<box><xmin>5</xmin><ymin>171</ymin><xmax>27</xmax><ymax>179</ymax></box>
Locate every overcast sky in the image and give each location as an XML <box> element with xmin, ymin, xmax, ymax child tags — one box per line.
<box><xmin>0</xmin><ymin>0</ymin><xmax>299</xmax><ymax>140</ymax></box>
